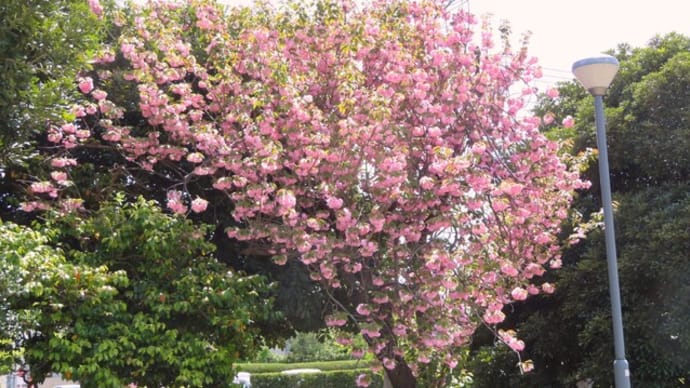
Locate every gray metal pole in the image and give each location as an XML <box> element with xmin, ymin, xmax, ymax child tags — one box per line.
<box><xmin>593</xmin><ymin>95</ymin><xmax>631</xmax><ymax>388</ymax></box>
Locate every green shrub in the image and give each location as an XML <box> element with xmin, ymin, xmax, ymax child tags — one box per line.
<box><xmin>253</xmin><ymin>346</ymin><xmax>287</xmax><ymax>363</ymax></box>
<box><xmin>250</xmin><ymin>369</ymin><xmax>383</xmax><ymax>388</ymax></box>
<box><xmin>285</xmin><ymin>331</ymin><xmax>351</xmax><ymax>362</ymax></box>
<box><xmin>236</xmin><ymin>360</ymin><xmax>376</xmax><ymax>374</ymax></box>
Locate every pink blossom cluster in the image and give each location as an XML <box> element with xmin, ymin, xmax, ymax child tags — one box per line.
<box><xmin>36</xmin><ymin>0</ymin><xmax>589</xmax><ymax>378</ymax></box>
<box><xmin>499</xmin><ymin>329</ymin><xmax>525</xmax><ymax>352</ymax></box>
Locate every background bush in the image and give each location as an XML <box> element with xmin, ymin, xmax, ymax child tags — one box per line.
<box><xmin>285</xmin><ymin>331</ymin><xmax>352</xmax><ymax>362</ymax></box>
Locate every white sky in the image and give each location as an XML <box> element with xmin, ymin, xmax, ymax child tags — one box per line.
<box><xmin>467</xmin><ymin>0</ymin><xmax>690</xmax><ymax>88</ymax></box>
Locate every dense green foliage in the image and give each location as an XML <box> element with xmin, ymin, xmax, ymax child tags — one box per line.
<box><xmin>0</xmin><ymin>0</ymin><xmax>107</xmax><ymax>220</ymax></box>
<box><xmin>284</xmin><ymin>332</ymin><xmax>348</xmax><ymax>362</ymax></box>
<box><xmin>469</xmin><ymin>33</ymin><xmax>690</xmax><ymax>387</ymax></box>
<box><xmin>0</xmin><ymin>339</ymin><xmax>18</xmax><ymax>375</ymax></box>
<box><xmin>0</xmin><ymin>220</ymin><xmax>127</xmax><ymax>380</ymax></box>
<box><xmin>0</xmin><ymin>0</ymin><xmax>102</xmax><ymax>140</ymax></box>
<box><xmin>254</xmin><ymin>330</ymin><xmax>372</xmax><ymax>363</ymax></box>
<box><xmin>1</xmin><ymin>196</ymin><xmax>273</xmax><ymax>387</ymax></box>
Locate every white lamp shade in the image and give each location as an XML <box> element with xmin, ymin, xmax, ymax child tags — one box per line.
<box><xmin>572</xmin><ymin>55</ymin><xmax>620</xmax><ymax>95</ymax></box>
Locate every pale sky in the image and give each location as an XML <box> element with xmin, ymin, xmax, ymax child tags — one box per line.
<box><xmin>467</xmin><ymin>0</ymin><xmax>690</xmax><ymax>88</ymax></box>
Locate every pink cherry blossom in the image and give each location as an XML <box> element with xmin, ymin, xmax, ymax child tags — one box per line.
<box><xmin>427</xmin><ymin>126</ymin><xmax>442</xmax><ymax>137</ymax></box>
<box><xmin>166</xmin><ymin>191</ymin><xmax>187</xmax><ymax>215</ymax></box>
<box><xmin>500</xmin><ymin>263</ymin><xmax>519</xmax><ymax>277</ymax></box>
<box><xmin>50</xmin><ymin>171</ymin><xmax>68</xmax><ymax>183</ymax></box>
<box><xmin>20</xmin><ymin>201</ymin><xmax>46</xmax><ymax>212</ymax></box>
<box><xmin>75</xmin><ymin>129</ymin><xmax>90</xmax><ymax>139</ymax></box>
<box><xmin>510</xmin><ymin>339</ymin><xmax>525</xmax><ymax>352</ymax></box>
<box><xmin>276</xmin><ymin>189</ymin><xmax>296</xmax><ymax>209</ymax></box>
<box><xmin>50</xmin><ymin>158</ymin><xmax>77</xmax><ymax>168</ymax></box>
<box><xmin>92</xmin><ymin>89</ymin><xmax>108</xmax><ymax>101</ymax></box>
<box><xmin>384</xmin><ymin>71</ymin><xmax>404</xmax><ymax>84</ymax></box>
<box><xmin>550</xmin><ymin>258</ymin><xmax>563</xmax><ymax>269</ymax></box>
<box><xmin>325</xmin><ymin>314</ymin><xmax>347</xmax><ymax>327</ymax></box>
<box><xmin>356</xmin><ymin>374</ymin><xmax>371</xmax><ymax>387</ymax></box>
<box><xmin>500</xmin><ymin>181</ymin><xmax>524</xmax><ymax>196</ymax></box>
<box><xmin>60</xmin><ymin>198</ymin><xmax>84</xmax><ymax>212</ymax></box>
<box><xmin>30</xmin><ymin>181</ymin><xmax>55</xmax><ymax>194</ymax></box>
<box><xmin>419</xmin><ymin>176</ymin><xmax>434</xmax><ymax>190</ymax></box>
<box><xmin>511</xmin><ymin>287</ymin><xmax>528</xmax><ymax>301</ymax></box>
<box><xmin>369</xmin><ymin>215</ymin><xmax>385</xmax><ymax>232</ymax></box>
<box><xmin>562</xmin><ymin>115</ymin><xmax>575</xmax><ymax>128</ymax></box>
<box><xmin>186</xmin><ymin>152</ymin><xmax>204</xmax><ymax>163</ymax></box>
<box><xmin>392</xmin><ymin>324</ymin><xmax>407</xmax><ymax>336</ymax></box>
<box><xmin>326</xmin><ymin>196</ymin><xmax>343</xmax><ymax>210</ymax></box>
<box><xmin>88</xmin><ymin>0</ymin><xmax>103</xmax><ymax>17</ymax></box>
<box><xmin>61</xmin><ymin>123</ymin><xmax>77</xmax><ymax>134</ymax></box>
<box><xmin>79</xmin><ymin>77</ymin><xmax>94</xmax><ymax>94</ymax></box>
<box><xmin>499</xmin><ymin>329</ymin><xmax>525</xmax><ymax>351</ymax></box>
<box><xmin>383</xmin><ymin>358</ymin><xmax>396</xmax><ymax>370</ymax></box>
<box><xmin>190</xmin><ymin>197</ymin><xmax>208</xmax><ymax>213</ymax></box>
<box><xmin>212</xmin><ymin>177</ymin><xmax>232</xmax><ymax>190</ymax></box>
<box><xmin>360</xmin><ymin>325</ymin><xmax>381</xmax><ymax>338</ymax></box>
<box><xmin>484</xmin><ymin>310</ymin><xmax>506</xmax><ymax>325</ymax></box>
<box><xmin>372</xmin><ymin>292</ymin><xmax>389</xmax><ymax>304</ymax></box>
<box><xmin>47</xmin><ymin>130</ymin><xmax>63</xmax><ymax>143</ymax></box>
<box><xmin>356</xmin><ymin>304</ymin><xmax>371</xmax><ymax>316</ymax></box>
<box><xmin>546</xmin><ymin>88</ymin><xmax>559</xmax><ymax>98</ymax></box>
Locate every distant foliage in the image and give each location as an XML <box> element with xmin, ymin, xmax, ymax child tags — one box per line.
<box><xmin>285</xmin><ymin>332</ymin><xmax>352</xmax><ymax>362</ymax></box>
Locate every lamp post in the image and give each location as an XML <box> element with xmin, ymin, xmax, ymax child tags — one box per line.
<box><xmin>572</xmin><ymin>55</ymin><xmax>631</xmax><ymax>388</ymax></box>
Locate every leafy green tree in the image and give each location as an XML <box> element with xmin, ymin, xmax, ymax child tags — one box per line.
<box><xmin>0</xmin><ymin>218</ymin><xmax>128</xmax><ymax>385</ymax></box>
<box><xmin>1</xmin><ymin>195</ymin><xmax>273</xmax><ymax>387</ymax></box>
<box><xmin>0</xmin><ymin>0</ymin><xmax>107</xmax><ymax>221</ymax></box>
<box><xmin>0</xmin><ymin>0</ymin><xmax>104</xmax><ymax>142</ymax></box>
<box><xmin>468</xmin><ymin>33</ymin><xmax>690</xmax><ymax>387</ymax></box>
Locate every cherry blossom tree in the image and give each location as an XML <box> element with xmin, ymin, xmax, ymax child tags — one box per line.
<box><xmin>31</xmin><ymin>0</ymin><xmax>587</xmax><ymax>385</ymax></box>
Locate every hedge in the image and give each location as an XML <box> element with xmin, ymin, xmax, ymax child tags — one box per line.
<box><xmin>249</xmin><ymin>369</ymin><xmax>384</xmax><ymax>388</ymax></box>
<box><xmin>235</xmin><ymin>360</ymin><xmax>376</xmax><ymax>374</ymax></box>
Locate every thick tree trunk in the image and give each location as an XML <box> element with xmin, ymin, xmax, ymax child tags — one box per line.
<box><xmin>384</xmin><ymin>361</ymin><xmax>417</xmax><ymax>388</ymax></box>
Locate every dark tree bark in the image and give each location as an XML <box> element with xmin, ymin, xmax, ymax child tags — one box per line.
<box><xmin>384</xmin><ymin>359</ymin><xmax>417</xmax><ymax>388</ymax></box>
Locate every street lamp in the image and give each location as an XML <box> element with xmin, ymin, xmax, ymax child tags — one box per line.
<box><xmin>572</xmin><ymin>55</ymin><xmax>631</xmax><ymax>388</ymax></box>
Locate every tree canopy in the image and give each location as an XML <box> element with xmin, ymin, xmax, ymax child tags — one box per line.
<box><xmin>22</xmin><ymin>0</ymin><xmax>586</xmax><ymax>385</ymax></box>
